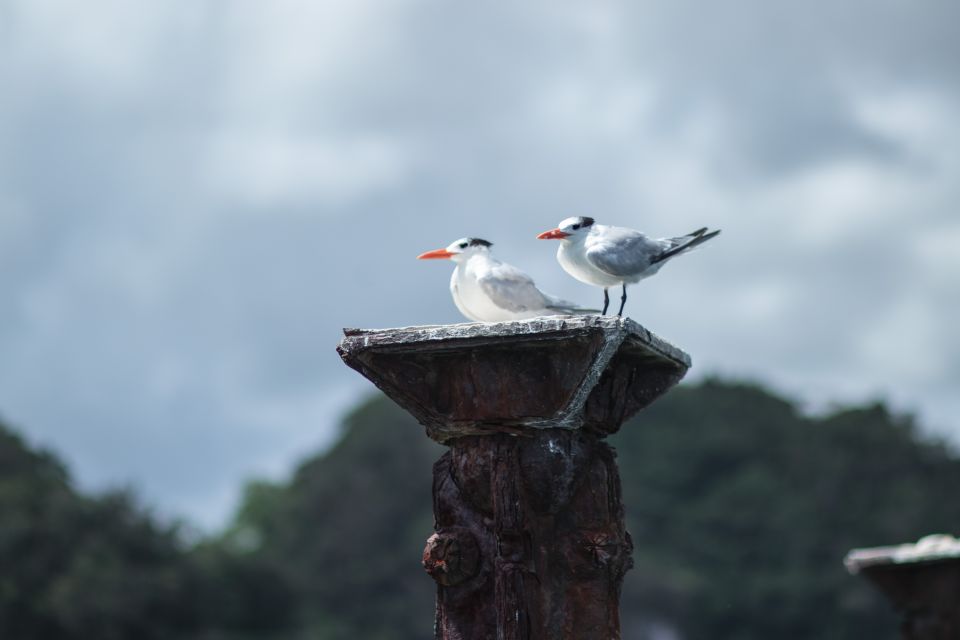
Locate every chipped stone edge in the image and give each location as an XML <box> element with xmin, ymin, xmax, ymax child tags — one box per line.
<box><xmin>339</xmin><ymin>315</ymin><xmax>691</xmax><ymax>369</ymax></box>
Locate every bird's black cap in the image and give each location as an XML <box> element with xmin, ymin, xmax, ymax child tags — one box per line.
<box><xmin>577</xmin><ymin>217</ymin><xmax>595</xmax><ymax>227</ymax></box>
<box><xmin>467</xmin><ymin>238</ymin><xmax>493</xmax><ymax>247</ymax></box>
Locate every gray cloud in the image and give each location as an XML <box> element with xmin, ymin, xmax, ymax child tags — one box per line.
<box><xmin>1</xmin><ymin>0</ymin><xmax>958</xmax><ymax>528</ymax></box>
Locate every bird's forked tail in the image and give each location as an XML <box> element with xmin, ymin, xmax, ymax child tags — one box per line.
<box><xmin>652</xmin><ymin>227</ymin><xmax>721</xmax><ymax>264</ymax></box>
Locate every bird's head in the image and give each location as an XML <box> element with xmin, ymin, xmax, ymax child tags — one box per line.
<box><xmin>417</xmin><ymin>237</ymin><xmax>493</xmax><ymax>263</ymax></box>
<box><xmin>537</xmin><ymin>216</ymin><xmax>594</xmax><ymax>241</ymax></box>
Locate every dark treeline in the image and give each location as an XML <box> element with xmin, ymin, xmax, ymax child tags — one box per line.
<box><xmin>2</xmin><ymin>380</ymin><xmax>959</xmax><ymax>639</ymax></box>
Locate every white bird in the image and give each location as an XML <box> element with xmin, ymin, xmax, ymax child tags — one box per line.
<box><xmin>417</xmin><ymin>237</ymin><xmax>594</xmax><ymax>322</ymax></box>
<box><xmin>537</xmin><ymin>217</ymin><xmax>720</xmax><ymax>316</ymax></box>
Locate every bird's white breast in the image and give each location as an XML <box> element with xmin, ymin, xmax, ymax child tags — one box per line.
<box><xmin>449</xmin><ymin>266</ymin><xmax>482</xmax><ymax>321</ymax></box>
<box><xmin>557</xmin><ymin>240</ymin><xmax>623</xmax><ymax>287</ymax></box>
<box><xmin>450</xmin><ymin>259</ymin><xmax>512</xmax><ymax>322</ymax></box>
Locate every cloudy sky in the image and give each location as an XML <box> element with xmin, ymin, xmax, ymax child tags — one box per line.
<box><xmin>1</xmin><ymin>0</ymin><xmax>958</xmax><ymax>529</ymax></box>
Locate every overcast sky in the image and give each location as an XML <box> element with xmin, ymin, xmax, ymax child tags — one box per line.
<box><xmin>1</xmin><ymin>0</ymin><xmax>958</xmax><ymax>529</ymax></box>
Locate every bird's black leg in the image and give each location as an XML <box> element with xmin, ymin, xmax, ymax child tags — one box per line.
<box><xmin>617</xmin><ymin>284</ymin><xmax>627</xmax><ymax>317</ymax></box>
<box><xmin>601</xmin><ymin>288</ymin><xmax>609</xmax><ymax>315</ymax></box>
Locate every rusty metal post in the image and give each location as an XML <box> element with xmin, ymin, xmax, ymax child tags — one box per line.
<box><xmin>337</xmin><ymin>316</ymin><xmax>690</xmax><ymax>640</ymax></box>
<box><xmin>846</xmin><ymin>535</ymin><xmax>960</xmax><ymax>639</ymax></box>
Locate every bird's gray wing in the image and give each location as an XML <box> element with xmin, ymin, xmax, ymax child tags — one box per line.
<box><xmin>585</xmin><ymin>228</ymin><xmax>668</xmax><ymax>277</ymax></box>
<box><xmin>478</xmin><ymin>262</ymin><xmax>551</xmax><ymax>312</ymax></box>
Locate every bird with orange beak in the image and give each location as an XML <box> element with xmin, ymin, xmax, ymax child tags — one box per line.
<box><xmin>538</xmin><ymin>217</ymin><xmax>720</xmax><ymax>316</ymax></box>
<box><xmin>418</xmin><ymin>237</ymin><xmax>594</xmax><ymax>322</ymax></box>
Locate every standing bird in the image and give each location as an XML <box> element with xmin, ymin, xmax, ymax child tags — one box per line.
<box><xmin>418</xmin><ymin>237</ymin><xmax>594</xmax><ymax>322</ymax></box>
<box><xmin>537</xmin><ymin>217</ymin><xmax>720</xmax><ymax>316</ymax></box>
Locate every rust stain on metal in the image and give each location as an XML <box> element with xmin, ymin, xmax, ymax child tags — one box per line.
<box><xmin>430</xmin><ymin>430</ymin><xmax>634</xmax><ymax>639</ymax></box>
<box><xmin>423</xmin><ymin>529</ymin><xmax>481</xmax><ymax>587</ymax></box>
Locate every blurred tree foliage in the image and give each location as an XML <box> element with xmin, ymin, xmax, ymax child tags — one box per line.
<box><xmin>0</xmin><ymin>425</ymin><xmax>197</xmax><ymax>639</ymax></box>
<box><xmin>3</xmin><ymin>380</ymin><xmax>959</xmax><ymax>639</ymax></box>
<box><xmin>0</xmin><ymin>422</ymin><xmax>289</xmax><ymax>640</ymax></box>
<box><xmin>612</xmin><ymin>381</ymin><xmax>960</xmax><ymax>639</ymax></box>
<box><xmin>220</xmin><ymin>395</ymin><xmax>443</xmax><ymax>639</ymax></box>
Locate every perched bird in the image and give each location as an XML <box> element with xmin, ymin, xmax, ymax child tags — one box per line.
<box><xmin>537</xmin><ymin>217</ymin><xmax>720</xmax><ymax>316</ymax></box>
<box><xmin>417</xmin><ymin>237</ymin><xmax>593</xmax><ymax>322</ymax></box>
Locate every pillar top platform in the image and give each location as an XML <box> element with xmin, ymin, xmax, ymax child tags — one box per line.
<box><xmin>845</xmin><ymin>534</ymin><xmax>960</xmax><ymax>575</ymax></box>
<box><xmin>337</xmin><ymin>315</ymin><xmax>690</xmax><ymax>443</ymax></box>
<box><xmin>845</xmin><ymin>534</ymin><xmax>960</xmax><ymax>632</ymax></box>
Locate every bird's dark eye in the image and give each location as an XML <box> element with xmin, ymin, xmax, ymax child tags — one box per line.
<box><xmin>572</xmin><ymin>224</ymin><xmax>580</xmax><ymax>230</ymax></box>
<box><xmin>458</xmin><ymin>242</ymin><xmax>468</xmax><ymax>249</ymax></box>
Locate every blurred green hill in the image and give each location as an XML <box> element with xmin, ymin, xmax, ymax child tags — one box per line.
<box><xmin>3</xmin><ymin>380</ymin><xmax>959</xmax><ymax>639</ymax></box>
<box><xmin>0</xmin><ymin>423</ymin><xmax>199</xmax><ymax>639</ymax></box>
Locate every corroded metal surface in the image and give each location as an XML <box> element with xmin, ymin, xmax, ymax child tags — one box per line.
<box><xmin>337</xmin><ymin>316</ymin><xmax>689</xmax><ymax>639</ymax></box>
<box><xmin>432</xmin><ymin>431</ymin><xmax>632</xmax><ymax>640</ymax></box>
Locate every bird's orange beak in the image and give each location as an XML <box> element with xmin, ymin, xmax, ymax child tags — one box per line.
<box><xmin>417</xmin><ymin>248</ymin><xmax>455</xmax><ymax>260</ymax></box>
<box><xmin>537</xmin><ymin>228</ymin><xmax>569</xmax><ymax>240</ymax></box>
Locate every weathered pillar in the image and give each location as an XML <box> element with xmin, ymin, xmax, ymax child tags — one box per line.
<box><xmin>337</xmin><ymin>316</ymin><xmax>690</xmax><ymax>639</ymax></box>
<box><xmin>846</xmin><ymin>534</ymin><xmax>960</xmax><ymax>639</ymax></box>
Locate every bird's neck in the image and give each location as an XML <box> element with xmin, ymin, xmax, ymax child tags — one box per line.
<box><xmin>464</xmin><ymin>251</ymin><xmax>494</xmax><ymax>267</ymax></box>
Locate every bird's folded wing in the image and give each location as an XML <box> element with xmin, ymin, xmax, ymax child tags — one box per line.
<box><xmin>543</xmin><ymin>292</ymin><xmax>582</xmax><ymax>310</ymax></box>
<box><xmin>478</xmin><ymin>265</ymin><xmax>550</xmax><ymax>312</ymax></box>
<box><xmin>543</xmin><ymin>293</ymin><xmax>596</xmax><ymax>313</ymax></box>
<box><xmin>585</xmin><ymin>230</ymin><xmax>666</xmax><ymax>277</ymax></box>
